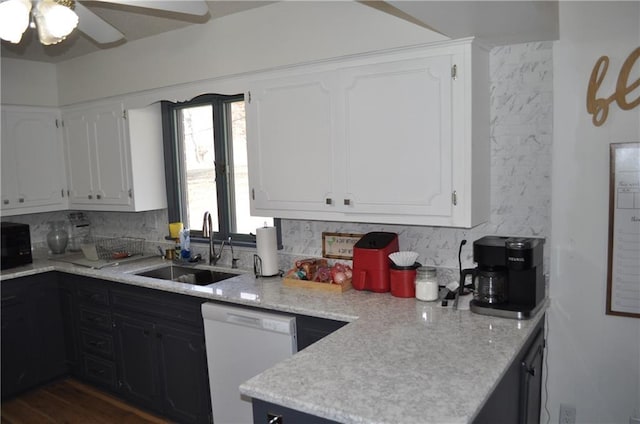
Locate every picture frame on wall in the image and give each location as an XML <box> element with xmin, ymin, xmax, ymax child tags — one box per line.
<box><xmin>321</xmin><ymin>232</ymin><xmax>363</xmax><ymax>260</ymax></box>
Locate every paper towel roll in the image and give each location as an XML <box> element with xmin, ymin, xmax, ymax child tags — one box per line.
<box><xmin>256</xmin><ymin>226</ymin><xmax>278</xmax><ymax>276</ymax></box>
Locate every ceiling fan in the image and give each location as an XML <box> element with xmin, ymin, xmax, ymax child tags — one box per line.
<box><xmin>0</xmin><ymin>0</ymin><xmax>209</xmax><ymax>46</ymax></box>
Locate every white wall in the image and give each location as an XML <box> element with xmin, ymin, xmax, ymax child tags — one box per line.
<box><xmin>55</xmin><ymin>1</ymin><xmax>446</xmax><ymax>106</ymax></box>
<box><xmin>549</xmin><ymin>2</ymin><xmax>640</xmax><ymax>423</ymax></box>
<box><xmin>0</xmin><ymin>59</ymin><xmax>58</xmax><ymax>106</ymax></box>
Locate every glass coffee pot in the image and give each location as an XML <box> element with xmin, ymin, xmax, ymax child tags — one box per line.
<box><xmin>461</xmin><ymin>266</ymin><xmax>508</xmax><ymax>305</ymax></box>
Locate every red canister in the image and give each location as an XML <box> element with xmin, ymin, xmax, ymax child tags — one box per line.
<box><xmin>389</xmin><ymin>263</ymin><xmax>419</xmax><ymax>298</ymax></box>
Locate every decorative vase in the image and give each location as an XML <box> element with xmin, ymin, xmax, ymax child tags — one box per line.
<box><xmin>47</xmin><ymin>221</ymin><xmax>69</xmax><ymax>254</ymax></box>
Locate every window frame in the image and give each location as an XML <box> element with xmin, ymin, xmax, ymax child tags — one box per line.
<box><xmin>161</xmin><ymin>95</ymin><xmax>280</xmax><ymax>248</ymax></box>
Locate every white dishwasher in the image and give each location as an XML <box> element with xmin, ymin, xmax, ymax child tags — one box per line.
<box><xmin>201</xmin><ymin>302</ymin><xmax>297</xmax><ymax>424</ymax></box>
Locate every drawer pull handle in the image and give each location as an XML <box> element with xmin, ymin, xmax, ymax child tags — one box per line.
<box><xmin>89</xmin><ymin>368</ymin><xmax>105</xmax><ymax>376</ymax></box>
<box><xmin>87</xmin><ymin>316</ymin><xmax>104</xmax><ymax>323</ymax></box>
<box><xmin>88</xmin><ymin>340</ymin><xmax>107</xmax><ymax>347</ymax></box>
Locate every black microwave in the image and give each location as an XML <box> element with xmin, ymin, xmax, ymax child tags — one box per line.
<box><xmin>1</xmin><ymin>222</ymin><xmax>33</xmax><ymax>270</ymax></box>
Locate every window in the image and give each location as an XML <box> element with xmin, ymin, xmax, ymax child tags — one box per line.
<box><xmin>162</xmin><ymin>94</ymin><xmax>274</xmax><ymax>245</ymax></box>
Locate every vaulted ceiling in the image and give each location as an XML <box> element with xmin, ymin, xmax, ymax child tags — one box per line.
<box><xmin>0</xmin><ymin>1</ymin><xmax>558</xmax><ymax>63</ymax></box>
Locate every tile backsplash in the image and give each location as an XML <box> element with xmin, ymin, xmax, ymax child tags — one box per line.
<box><xmin>6</xmin><ymin>42</ymin><xmax>552</xmax><ymax>285</ymax></box>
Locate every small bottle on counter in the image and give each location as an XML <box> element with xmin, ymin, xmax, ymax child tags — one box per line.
<box><xmin>415</xmin><ymin>266</ymin><xmax>439</xmax><ymax>301</ymax></box>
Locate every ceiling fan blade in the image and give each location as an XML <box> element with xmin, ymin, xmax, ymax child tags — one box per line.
<box><xmin>75</xmin><ymin>2</ymin><xmax>125</xmax><ymax>44</ymax></box>
<box><xmin>94</xmin><ymin>0</ymin><xmax>209</xmax><ymax>16</ymax></box>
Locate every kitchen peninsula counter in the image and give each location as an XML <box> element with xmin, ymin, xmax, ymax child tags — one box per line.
<box><xmin>1</xmin><ymin>257</ymin><xmax>546</xmax><ymax>424</ymax></box>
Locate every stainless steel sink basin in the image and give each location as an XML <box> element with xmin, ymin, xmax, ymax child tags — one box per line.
<box><xmin>135</xmin><ymin>265</ymin><xmax>239</xmax><ymax>286</ymax></box>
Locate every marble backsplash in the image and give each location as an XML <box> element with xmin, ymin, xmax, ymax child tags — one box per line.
<box><xmin>6</xmin><ymin>42</ymin><xmax>552</xmax><ymax>286</ymax></box>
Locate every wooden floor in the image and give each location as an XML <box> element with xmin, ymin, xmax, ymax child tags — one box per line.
<box><xmin>1</xmin><ymin>378</ymin><xmax>171</xmax><ymax>424</ymax></box>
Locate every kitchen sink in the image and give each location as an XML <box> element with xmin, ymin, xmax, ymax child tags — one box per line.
<box><xmin>135</xmin><ymin>265</ymin><xmax>239</xmax><ymax>286</ymax></box>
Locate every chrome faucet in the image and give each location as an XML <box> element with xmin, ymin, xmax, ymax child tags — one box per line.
<box><xmin>202</xmin><ymin>212</ymin><xmax>238</xmax><ymax>268</ymax></box>
<box><xmin>202</xmin><ymin>211</ymin><xmax>219</xmax><ymax>265</ymax></box>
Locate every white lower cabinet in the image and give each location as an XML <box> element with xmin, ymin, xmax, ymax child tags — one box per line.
<box><xmin>62</xmin><ymin>102</ymin><xmax>166</xmax><ymax>212</ymax></box>
<box><xmin>1</xmin><ymin>106</ymin><xmax>68</xmax><ymax>216</ymax></box>
<box><xmin>247</xmin><ymin>38</ymin><xmax>489</xmax><ymax>228</ymax></box>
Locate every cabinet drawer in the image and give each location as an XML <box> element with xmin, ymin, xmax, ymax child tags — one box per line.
<box><xmin>78</xmin><ymin>306</ymin><xmax>112</xmax><ymax>332</ymax></box>
<box><xmin>77</xmin><ymin>285</ymin><xmax>110</xmax><ymax>307</ymax></box>
<box><xmin>111</xmin><ymin>289</ymin><xmax>203</xmax><ymax>326</ymax></box>
<box><xmin>82</xmin><ymin>354</ymin><xmax>117</xmax><ymax>390</ymax></box>
<box><xmin>80</xmin><ymin>329</ymin><xmax>114</xmax><ymax>359</ymax></box>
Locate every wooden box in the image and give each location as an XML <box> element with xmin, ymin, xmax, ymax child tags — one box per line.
<box><xmin>282</xmin><ymin>278</ymin><xmax>352</xmax><ymax>293</ymax></box>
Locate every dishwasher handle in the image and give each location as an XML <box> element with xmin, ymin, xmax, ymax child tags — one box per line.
<box><xmin>226</xmin><ymin>313</ymin><xmax>262</xmax><ymax>328</ymax></box>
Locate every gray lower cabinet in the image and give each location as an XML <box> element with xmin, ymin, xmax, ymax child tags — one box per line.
<box><xmin>1</xmin><ymin>273</ymin><xmax>67</xmax><ymax>399</ymax></box>
<box><xmin>57</xmin><ymin>274</ymin><xmax>212</xmax><ymax>424</ymax></box>
<box><xmin>295</xmin><ymin>314</ymin><xmax>347</xmax><ymax>351</ymax></box>
<box><xmin>111</xmin><ymin>284</ymin><xmax>211</xmax><ymax>424</ymax></box>
<box><xmin>473</xmin><ymin>317</ymin><xmax>545</xmax><ymax>424</ymax></box>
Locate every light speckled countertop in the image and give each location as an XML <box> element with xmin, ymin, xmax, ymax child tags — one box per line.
<box><xmin>1</xmin><ymin>256</ymin><xmax>546</xmax><ymax>424</ymax></box>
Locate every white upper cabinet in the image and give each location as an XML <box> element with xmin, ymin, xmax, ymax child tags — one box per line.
<box><xmin>62</xmin><ymin>102</ymin><xmax>166</xmax><ymax>212</ymax></box>
<box><xmin>1</xmin><ymin>106</ymin><xmax>68</xmax><ymax>216</ymax></box>
<box><xmin>63</xmin><ymin>103</ymin><xmax>130</xmax><ymax>208</ymax></box>
<box><xmin>247</xmin><ymin>38</ymin><xmax>489</xmax><ymax>228</ymax></box>
<box><xmin>247</xmin><ymin>71</ymin><xmax>337</xmax><ymax>214</ymax></box>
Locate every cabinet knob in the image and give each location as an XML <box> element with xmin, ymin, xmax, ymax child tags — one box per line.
<box><xmin>96</xmin><ymin>194</ymin><xmax>102</xmax><ymax>200</ymax></box>
<box><xmin>521</xmin><ymin>361</ymin><xmax>536</xmax><ymax>376</ymax></box>
<box><xmin>325</xmin><ymin>198</ymin><xmax>332</xmax><ymax>205</ymax></box>
<box><xmin>88</xmin><ymin>194</ymin><xmax>93</xmax><ymax>200</ymax></box>
<box><xmin>3</xmin><ymin>200</ymin><xmax>8</xmax><ymax>205</ymax></box>
<box><xmin>267</xmin><ymin>413</ymin><xmax>283</xmax><ymax>424</ymax></box>
<box><xmin>343</xmin><ymin>199</ymin><xmax>351</xmax><ymax>206</ymax></box>
<box><xmin>18</xmin><ymin>198</ymin><xmax>24</xmax><ymax>203</ymax></box>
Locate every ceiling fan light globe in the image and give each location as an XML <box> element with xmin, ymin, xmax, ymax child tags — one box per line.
<box><xmin>0</xmin><ymin>0</ymin><xmax>31</xmax><ymax>44</ymax></box>
<box><xmin>35</xmin><ymin>0</ymin><xmax>79</xmax><ymax>39</ymax></box>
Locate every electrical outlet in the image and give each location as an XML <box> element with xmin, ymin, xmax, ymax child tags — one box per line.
<box><xmin>559</xmin><ymin>404</ymin><xmax>576</xmax><ymax>424</ymax></box>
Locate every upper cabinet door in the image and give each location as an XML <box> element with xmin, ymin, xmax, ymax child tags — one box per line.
<box><xmin>92</xmin><ymin>105</ymin><xmax>131</xmax><ymax>207</ymax></box>
<box><xmin>1</xmin><ymin>106</ymin><xmax>67</xmax><ymax>215</ymax></box>
<box><xmin>64</xmin><ymin>109</ymin><xmax>95</xmax><ymax>206</ymax></box>
<box><xmin>247</xmin><ymin>72</ymin><xmax>338</xmax><ymax>215</ymax></box>
<box><xmin>63</xmin><ymin>103</ymin><xmax>132</xmax><ymax>209</ymax></box>
<box><xmin>336</xmin><ymin>55</ymin><xmax>454</xmax><ymax>218</ymax></box>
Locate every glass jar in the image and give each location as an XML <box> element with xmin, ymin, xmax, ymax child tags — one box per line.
<box><xmin>415</xmin><ymin>266</ymin><xmax>439</xmax><ymax>301</ymax></box>
<box><xmin>68</xmin><ymin>212</ymin><xmax>91</xmax><ymax>252</ymax></box>
<box><xmin>47</xmin><ymin>221</ymin><xmax>69</xmax><ymax>254</ymax></box>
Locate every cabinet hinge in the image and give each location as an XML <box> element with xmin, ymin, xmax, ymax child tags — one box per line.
<box><xmin>451</xmin><ymin>64</ymin><xmax>458</xmax><ymax>81</ymax></box>
<box><xmin>251</xmin><ymin>188</ymin><xmax>255</xmax><ymax>200</ymax></box>
<box><xmin>123</xmin><ymin>110</ymin><xmax>127</xmax><ymax>120</ymax></box>
<box><xmin>452</xmin><ymin>190</ymin><xmax>458</xmax><ymax>206</ymax></box>
<box><xmin>247</xmin><ymin>91</ymin><xmax>251</xmax><ymax>104</ymax></box>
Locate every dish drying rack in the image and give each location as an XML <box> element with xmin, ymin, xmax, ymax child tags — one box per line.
<box><xmin>93</xmin><ymin>236</ymin><xmax>145</xmax><ymax>260</ymax></box>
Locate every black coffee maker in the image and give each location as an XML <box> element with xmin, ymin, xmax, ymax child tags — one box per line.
<box><xmin>461</xmin><ymin>236</ymin><xmax>545</xmax><ymax>319</ymax></box>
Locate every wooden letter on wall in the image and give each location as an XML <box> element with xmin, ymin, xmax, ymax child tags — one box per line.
<box><xmin>587</xmin><ymin>46</ymin><xmax>640</xmax><ymax>127</ymax></box>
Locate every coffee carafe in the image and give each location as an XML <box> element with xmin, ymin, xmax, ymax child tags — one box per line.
<box><xmin>462</xmin><ymin>236</ymin><xmax>545</xmax><ymax>320</ymax></box>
